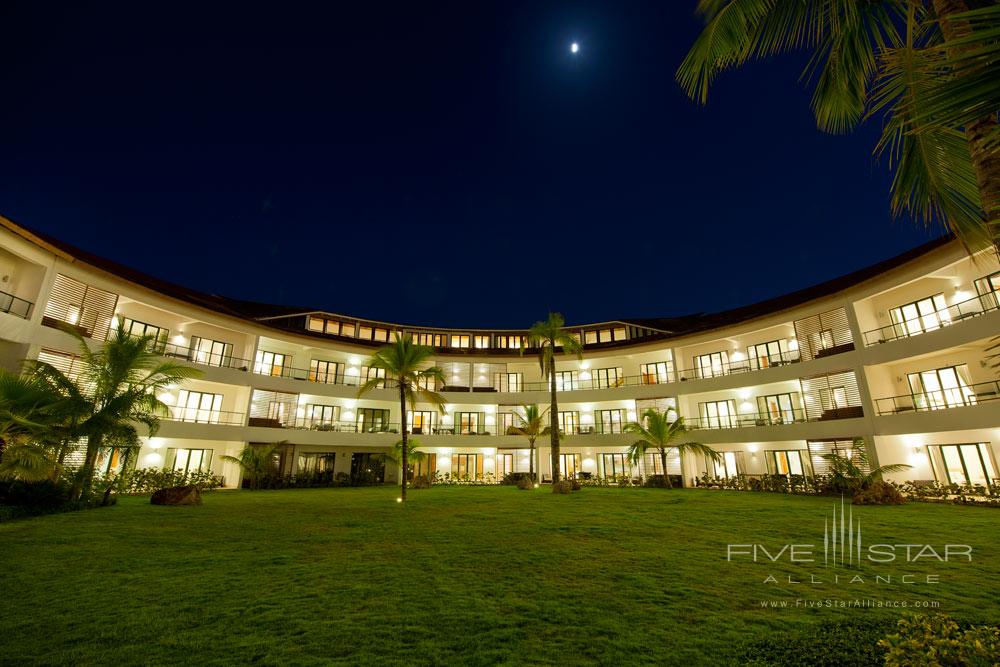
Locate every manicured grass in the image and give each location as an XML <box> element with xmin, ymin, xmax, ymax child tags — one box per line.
<box><xmin>2</xmin><ymin>487</ymin><xmax>999</xmax><ymax>665</ymax></box>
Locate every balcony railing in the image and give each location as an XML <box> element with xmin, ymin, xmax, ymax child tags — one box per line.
<box><xmin>684</xmin><ymin>406</ymin><xmax>866</xmax><ymax>430</ymax></box>
<box><xmin>158</xmin><ymin>341</ymin><xmax>252</xmax><ymax>371</ymax></box>
<box><xmin>874</xmin><ymin>381</ymin><xmax>1000</xmax><ymax>416</ymax></box>
<box><xmin>163</xmin><ymin>409</ymin><xmax>247</xmax><ymax>426</ymax></box>
<box><xmin>863</xmin><ymin>293</ymin><xmax>1000</xmax><ymax>346</ymax></box>
<box><xmin>0</xmin><ymin>289</ymin><xmax>32</xmax><ymax>319</ymax></box>
<box><xmin>676</xmin><ymin>351</ymin><xmax>802</xmax><ymax>381</ymax></box>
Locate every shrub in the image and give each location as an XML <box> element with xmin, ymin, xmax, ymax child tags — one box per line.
<box><xmin>880</xmin><ymin>614</ymin><xmax>1000</xmax><ymax>666</ymax></box>
<box><xmin>854</xmin><ymin>480</ymin><xmax>907</xmax><ymax>505</ymax></box>
<box><xmin>501</xmin><ymin>472</ymin><xmax>533</xmax><ymax>486</ymax></box>
<box><xmin>409</xmin><ymin>475</ymin><xmax>431</xmax><ymax>489</ymax></box>
<box><xmin>552</xmin><ymin>480</ymin><xmax>573</xmax><ymax>494</ymax></box>
<box><xmin>571</xmin><ymin>479</ymin><xmax>582</xmax><ymax>491</ymax></box>
<box><xmin>117</xmin><ymin>468</ymin><xmax>224</xmax><ymax>495</ymax></box>
<box><xmin>516</xmin><ymin>477</ymin><xmax>534</xmax><ymax>490</ymax></box>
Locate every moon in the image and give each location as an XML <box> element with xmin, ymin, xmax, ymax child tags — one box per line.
<box><xmin>570</xmin><ymin>42</ymin><xmax>579</xmax><ymax>54</ymax></box>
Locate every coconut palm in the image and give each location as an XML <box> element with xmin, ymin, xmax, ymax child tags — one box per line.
<box><xmin>222</xmin><ymin>442</ymin><xmax>284</xmax><ymax>490</ymax></box>
<box><xmin>357</xmin><ymin>334</ymin><xmax>445</xmax><ymax>502</ymax></box>
<box><xmin>677</xmin><ymin>1</ymin><xmax>1000</xmax><ymax>252</ymax></box>
<box><xmin>820</xmin><ymin>439</ymin><xmax>912</xmax><ymax>493</ymax></box>
<box><xmin>384</xmin><ymin>437</ymin><xmax>428</xmax><ymax>484</ymax></box>
<box><xmin>33</xmin><ymin>323</ymin><xmax>202</xmax><ymax>501</ymax></box>
<box><xmin>624</xmin><ymin>410</ymin><xmax>719</xmax><ymax>488</ymax></box>
<box><xmin>525</xmin><ymin>313</ymin><xmax>583</xmax><ymax>486</ymax></box>
<box><xmin>508</xmin><ymin>404</ymin><xmax>549</xmax><ymax>483</ymax></box>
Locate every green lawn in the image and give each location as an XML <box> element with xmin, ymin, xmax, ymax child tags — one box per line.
<box><xmin>2</xmin><ymin>487</ymin><xmax>998</xmax><ymax>665</ymax></box>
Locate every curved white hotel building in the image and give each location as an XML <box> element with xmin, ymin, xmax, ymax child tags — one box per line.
<box><xmin>0</xmin><ymin>214</ymin><xmax>998</xmax><ymax>489</ymax></box>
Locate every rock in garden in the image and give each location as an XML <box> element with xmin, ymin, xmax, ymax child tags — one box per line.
<box><xmin>150</xmin><ymin>485</ymin><xmax>202</xmax><ymax>506</ymax></box>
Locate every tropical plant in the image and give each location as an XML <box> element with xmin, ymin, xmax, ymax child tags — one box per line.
<box><xmin>677</xmin><ymin>1</ymin><xmax>1000</xmax><ymax>253</ymax></box>
<box><xmin>507</xmin><ymin>404</ymin><xmax>549</xmax><ymax>483</ymax></box>
<box><xmin>357</xmin><ymin>334</ymin><xmax>445</xmax><ymax>502</ymax></box>
<box><xmin>820</xmin><ymin>438</ymin><xmax>912</xmax><ymax>492</ymax></box>
<box><xmin>525</xmin><ymin>313</ymin><xmax>582</xmax><ymax>486</ymax></box>
<box><xmin>384</xmin><ymin>437</ymin><xmax>429</xmax><ymax>485</ymax></box>
<box><xmin>30</xmin><ymin>323</ymin><xmax>201</xmax><ymax>501</ymax></box>
<box><xmin>0</xmin><ymin>371</ymin><xmax>72</xmax><ymax>482</ymax></box>
<box><xmin>624</xmin><ymin>410</ymin><xmax>719</xmax><ymax>488</ymax></box>
<box><xmin>221</xmin><ymin>442</ymin><xmax>283</xmax><ymax>490</ymax></box>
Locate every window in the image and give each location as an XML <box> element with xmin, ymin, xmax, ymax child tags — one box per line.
<box><xmin>493</xmin><ymin>373</ymin><xmax>522</xmax><ymax>392</ymax></box>
<box><xmin>890</xmin><ymin>293</ymin><xmax>949</xmax><ymax>338</ymax></box>
<box><xmin>473</xmin><ymin>335</ymin><xmax>490</xmax><ymax>349</ymax></box>
<box><xmin>309</xmin><ymin>359</ymin><xmax>340</xmax><ymax>384</ymax></box>
<box><xmin>451</xmin><ymin>453</ymin><xmax>482</xmax><ymax>479</ymax></box>
<box><xmin>409</xmin><ymin>411</ymin><xmax>434</xmax><ymax>435</ymax></box>
<box><xmin>819</xmin><ymin>386</ymin><xmax>849</xmax><ymax>411</ymax></box>
<box><xmin>613</xmin><ymin>327</ymin><xmax>627</xmax><ymax>341</ymax></box>
<box><xmin>308</xmin><ymin>316</ymin><xmax>325</xmax><ymax>332</ymax></box>
<box><xmin>361</xmin><ymin>365</ymin><xmax>386</xmax><ymax>387</ymax></box>
<box><xmin>698</xmin><ymin>400</ymin><xmax>737</xmax><ymax>429</ymax></box>
<box><xmin>298</xmin><ymin>452</ymin><xmax>336</xmax><ymax>474</ymax></box>
<box><xmin>584</xmin><ymin>330</ymin><xmax>598</xmax><ymax>345</ymax></box>
<box><xmin>554</xmin><ymin>371</ymin><xmax>579</xmax><ymax>391</ymax></box>
<box><xmin>714</xmin><ymin>451</ymin><xmax>740</xmax><ymax>479</ymax></box>
<box><xmin>174</xmin><ymin>390</ymin><xmax>223</xmax><ymax>423</ymax></box>
<box><xmin>594</xmin><ymin>409</ymin><xmax>624</xmax><ymax>434</ymax></box>
<box><xmin>188</xmin><ymin>337</ymin><xmax>233</xmax><ymax>368</ymax></box>
<box><xmin>559</xmin><ymin>453</ymin><xmax>582</xmax><ymax>478</ymax></box>
<box><xmin>497</xmin><ymin>412</ymin><xmax>516</xmax><ymax>435</ymax></box>
<box><xmin>908</xmin><ymin>365</ymin><xmax>976</xmax><ymax>410</ymax></box>
<box><xmin>495</xmin><ymin>335</ymin><xmax>523</xmax><ymax>349</ymax></box>
<box><xmin>694</xmin><ymin>351</ymin><xmax>729</xmax><ymax>379</ymax></box>
<box><xmin>413</xmin><ymin>332</ymin><xmax>445</xmax><ymax>347</ymax></box>
<box><xmin>254</xmin><ymin>350</ymin><xmax>287</xmax><ymax>377</ymax></box>
<box><xmin>167</xmin><ymin>448</ymin><xmax>213</xmax><ymax>474</ymax></box>
<box><xmin>929</xmin><ymin>443</ymin><xmax>995</xmax><ymax>488</ymax></box>
<box><xmin>325</xmin><ymin>320</ymin><xmax>341</xmax><ymax>335</ymax></box>
<box><xmin>747</xmin><ymin>339</ymin><xmax>794</xmax><ymax>369</ymax></box>
<box><xmin>640</xmin><ymin>361</ymin><xmax>672</xmax><ymax>385</ymax></box>
<box><xmin>373</xmin><ymin>328</ymin><xmax>388</xmax><ymax>342</ymax></box>
<box><xmin>598</xmin><ymin>329</ymin><xmax>612</xmax><ymax>343</ymax></box>
<box><xmin>590</xmin><ymin>367</ymin><xmax>623</xmax><ymax>389</ymax></box>
<box><xmin>557</xmin><ymin>411</ymin><xmax>580</xmax><ymax>435</ymax></box>
<box><xmin>340</xmin><ymin>322</ymin><xmax>356</xmax><ymax>338</ymax></box>
<box><xmin>450</xmin><ymin>334</ymin><xmax>470</xmax><ymax>348</ymax></box>
<box><xmin>755</xmin><ymin>393</ymin><xmax>800</xmax><ymax>425</ymax></box>
<box><xmin>814</xmin><ymin>329</ymin><xmax>835</xmax><ymax>351</ymax></box>
<box><xmin>37</xmin><ymin>348</ymin><xmax>83</xmax><ymax>380</ymax></box>
<box><xmin>974</xmin><ymin>271</ymin><xmax>1000</xmax><ymax>309</ymax></box>
<box><xmin>769</xmin><ymin>450</ymin><xmax>805</xmax><ymax>476</ymax></box>
<box><xmin>455</xmin><ymin>412</ymin><xmax>484</xmax><ymax>435</ymax></box>
<box><xmin>602</xmin><ymin>453</ymin><xmax>629</xmax><ymax>478</ymax></box>
<box><xmin>119</xmin><ymin>317</ymin><xmax>168</xmax><ymax>346</ymax></box>
<box><xmin>306</xmin><ymin>404</ymin><xmax>339</xmax><ymax>428</ymax></box>
<box><xmin>356</xmin><ymin>408</ymin><xmax>390</xmax><ymax>432</ymax></box>
<box><xmin>489</xmin><ymin>453</ymin><xmax>512</xmax><ymax>478</ymax></box>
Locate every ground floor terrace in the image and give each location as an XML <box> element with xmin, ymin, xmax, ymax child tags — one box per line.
<box><xmin>129</xmin><ymin>426</ymin><xmax>1000</xmax><ymax>490</ymax></box>
<box><xmin>1</xmin><ymin>488</ymin><xmax>998</xmax><ymax>665</ymax></box>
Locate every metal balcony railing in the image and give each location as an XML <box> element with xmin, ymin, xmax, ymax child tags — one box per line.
<box><xmin>685</xmin><ymin>408</ymin><xmax>812</xmax><ymax>430</ymax></box>
<box><xmin>163</xmin><ymin>409</ymin><xmax>247</xmax><ymax>426</ymax></box>
<box><xmin>0</xmin><ymin>289</ymin><xmax>32</xmax><ymax>319</ymax></box>
<box><xmin>874</xmin><ymin>381</ymin><xmax>1000</xmax><ymax>416</ymax></box>
<box><xmin>676</xmin><ymin>351</ymin><xmax>802</xmax><ymax>381</ymax></box>
<box><xmin>863</xmin><ymin>293</ymin><xmax>1000</xmax><ymax>346</ymax></box>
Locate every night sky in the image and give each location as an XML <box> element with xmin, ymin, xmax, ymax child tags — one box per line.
<box><xmin>0</xmin><ymin>1</ymin><xmax>938</xmax><ymax>328</ymax></box>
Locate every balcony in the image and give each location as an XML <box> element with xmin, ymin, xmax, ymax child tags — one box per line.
<box><xmin>676</xmin><ymin>351</ymin><xmax>802</xmax><ymax>381</ymax></box>
<box><xmin>685</xmin><ymin>405</ymin><xmax>863</xmax><ymax>430</ymax></box>
<box><xmin>863</xmin><ymin>293</ymin><xmax>1000</xmax><ymax>346</ymax></box>
<box><xmin>163</xmin><ymin>409</ymin><xmax>247</xmax><ymax>426</ymax></box>
<box><xmin>874</xmin><ymin>381</ymin><xmax>1000</xmax><ymax>416</ymax></box>
<box><xmin>0</xmin><ymin>289</ymin><xmax>32</xmax><ymax>319</ymax></box>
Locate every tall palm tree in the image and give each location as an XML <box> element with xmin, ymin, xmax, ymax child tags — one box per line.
<box><xmin>222</xmin><ymin>442</ymin><xmax>284</xmax><ymax>490</ymax></box>
<box><xmin>35</xmin><ymin>323</ymin><xmax>201</xmax><ymax>501</ymax></box>
<box><xmin>525</xmin><ymin>313</ymin><xmax>583</xmax><ymax>486</ymax></box>
<box><xmin>624</xmin><ymin>410</ymin><xmax>720</xmax><ymax>488</ymax></box>
<box><xmin>677</xmin><ymin>1</ymin><xmax>1000</xmax><ymax>252</ymax></box>
<box><xmin>508</xmin><ymin>404</ymin><xmax>549</xmax><ymax>483</ymax></box>
<box><xmin>357</xmin><ymin>334</ymin><xmax>445</xmax><ymax>502</ymax></box>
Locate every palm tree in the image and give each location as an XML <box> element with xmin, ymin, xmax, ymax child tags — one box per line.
<box><xmin>222</xmin><ymin>442</ymin><xmax>284</xmax><ymax>490</ymax></box>
<box><xmin>35</xmin><ymin>323</ymin><xmax>201</xmax><ymax>501</ymax></box>
<box><xmin>624</xmin><ymin>410</ymin><xmax>720</xmax><ymax>488</ymax></box>
<box><xmin>357</xmin><ymin>334</ymin><xmax>445</xmax><ymax>502</ymax></box>
<box><xmin>508</xmin><ymin>404</ymin><xmax>549</xmax><ymax>483</ymax></box>
<box><xmin>525</xmin><ymin>313</ymin><xmax>583</xmax><ymax>486</ymax></box>
<box><xmin>384</xmin><ymin>437</ymin><xmax>428</xmax><ymax>485</ymax></box>
<box><xmin>820</xmin><ymin>439</ymin><xmax>912</xmax><ymax>493</ymax></box>
<box><xmin>677</xmin><ymin>1</ymin><xmax>1000</xmax><ymax>252</ymax></box>
<box><xmin>0</xmin><ymin>371</ymin><xmax>69</xmax><ymax>481</ymax></box>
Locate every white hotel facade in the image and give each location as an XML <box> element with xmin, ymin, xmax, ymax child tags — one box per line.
<box><xmin>0</xmin><ymin>215</ymin><xmax>998</xmax><ymax>489</ymax></box>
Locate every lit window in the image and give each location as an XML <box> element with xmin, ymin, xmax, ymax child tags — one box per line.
<box><xmin>308</xmin><ymin>316</ymin><xmax>325</xmax><ymax>332</ymax></box>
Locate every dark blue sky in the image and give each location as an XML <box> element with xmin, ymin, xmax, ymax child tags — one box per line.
<box><xmin>0</xmin><ymin>1</ymin><xmax>937</xmax><ymax>327</ymax></box>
